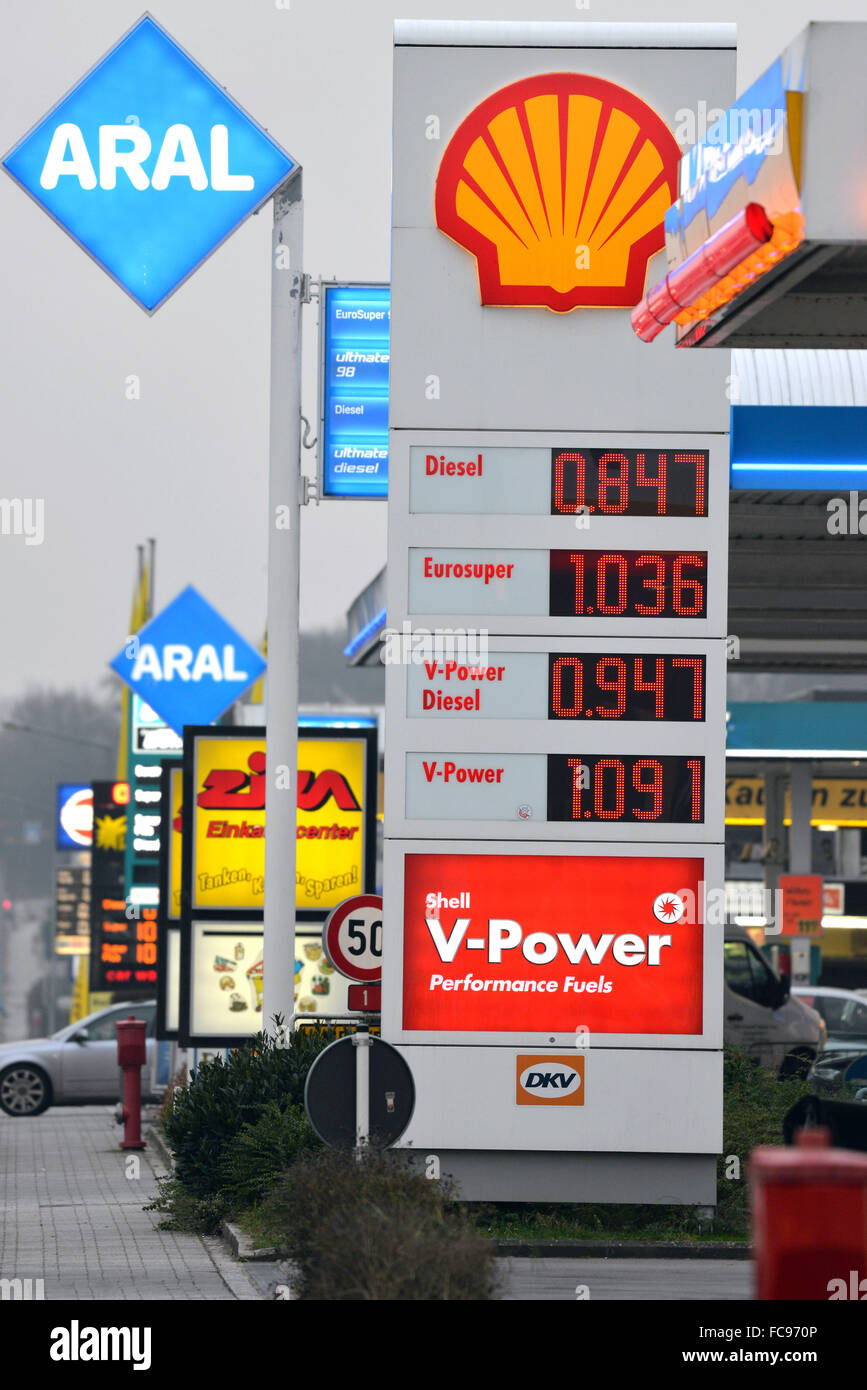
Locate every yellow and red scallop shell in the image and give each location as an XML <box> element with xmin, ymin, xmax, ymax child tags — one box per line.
<box><xmin>435</xmin><ymin>73</ymin><xmax>681</xmax><ymax>312</ymax></box>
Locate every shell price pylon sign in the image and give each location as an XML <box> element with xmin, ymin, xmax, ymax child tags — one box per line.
<box><xmin>435</xmin><ymin>73</ymin><xmax>681</xmax><ymax>312</ymax></box>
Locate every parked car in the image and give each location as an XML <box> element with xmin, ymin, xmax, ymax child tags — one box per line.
<box><xmin>807</xmin><ymin>1047</ymin><xmax>867</xmax><ymax>1098</ymax></box>
<box><xmin>791</xmin><ymin>986</ymin><xmax>867</xmax><ymax>1055</ymax></box>
<box><xmin>724</xmin><ymin>924</ymin><xmax>825</xmax><ymax>1077</ymax></box>
<box><xmin>0</xmin><ymin>1000</ymin><xmax>156</xmax><ymax>1117</ymax></box>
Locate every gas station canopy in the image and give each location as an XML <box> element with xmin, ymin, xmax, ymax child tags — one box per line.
<box><xmin>633</xmin><ymin>23</ymin><xmax>867</xmax><ymax>349</ymax></box>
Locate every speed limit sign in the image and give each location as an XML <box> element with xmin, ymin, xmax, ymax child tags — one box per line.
<box><xmin>322</xmin><ymin>895</ymin><xmax>383</xmax><ymax>983</ymax></box>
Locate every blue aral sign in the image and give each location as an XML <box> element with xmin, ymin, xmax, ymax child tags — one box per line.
<box><xmin>2</xmin><ymin>14</ymin><xmax>296</xmax><ymax>312</ymax></box>
<box><xmin>110</xmin><ymin>585</ymin><xmax>265</xmax><ymax>734</ymax></box>
<box><xmin>320</xmin><ymin>285</ymin><xmax>390</xmax><ymax>499</ymax></box>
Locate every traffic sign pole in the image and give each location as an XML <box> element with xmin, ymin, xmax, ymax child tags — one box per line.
<box><xmin>263</xmin><ymin>173</ymin><xmax>304</xmax><ymax>1035</ymax></box>
<box><xmin>353</xmin><ymin>1027</ymin><xmax>371</xmax><ymax>1159</ymax></box>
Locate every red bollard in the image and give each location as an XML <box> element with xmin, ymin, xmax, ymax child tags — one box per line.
<box><xmin>115</xmin><ymin>1015</ymin><xmax>147</xmax><ymax>1151</ymax></box>
<box><xmin>749</xmin><ymin>1127</ymin><xmax>867</xmax><ymax>1299</ymax></box>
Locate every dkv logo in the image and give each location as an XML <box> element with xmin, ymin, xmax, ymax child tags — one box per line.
<box><xmin>516</xmin><ymin>1055</ymin><xmax>585</xmax><ymax>1107</ymax></box>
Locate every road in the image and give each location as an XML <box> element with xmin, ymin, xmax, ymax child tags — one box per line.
<box><xmin>498</xmin><ymin>1255</ymin><xmax>752</xmax><ymax>1300</ymax></box>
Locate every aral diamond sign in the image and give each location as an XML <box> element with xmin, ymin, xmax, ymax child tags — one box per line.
<box><xmin>110</xmin><ymin>585</ymin><xmax>266</xmax><ymax>734</ymax></box>
<box><xmin>2</xmin><ymin>13</ymin><xmax>296</xmax><ymax>311</ymax></box>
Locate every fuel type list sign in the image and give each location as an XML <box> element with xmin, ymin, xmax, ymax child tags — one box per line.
<box><xmin>89</xmin><ymin>781</ymin><xmax>157</xmax><ymax>994</ymax></box>
<box><xmin>320</xmin><ymin>285</ymin><xmax>390</xmax><ymax>498</ymax></box>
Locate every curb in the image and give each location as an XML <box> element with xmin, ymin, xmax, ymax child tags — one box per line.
<box><xmin>221</xmin><ymin>1221</ymin><xmax>290</xmax><ymax>1263</ymax></box>
<box><xmin>144</xmin><ymin>1122</ymin><xmax>173</xmax><ymax>1171</ymax></box>
<box><xmin>495</xmin><ymin>1240</ymin><xmax>751</xmax><ymax>1259</ymax></box>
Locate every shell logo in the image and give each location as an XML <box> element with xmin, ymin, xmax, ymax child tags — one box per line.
<box><xmin>435</xmin><ymin>73</ymin><xmax>681</xmax><ymax>313</ymax></box>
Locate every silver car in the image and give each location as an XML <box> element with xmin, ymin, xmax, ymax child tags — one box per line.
<box><xmin>0</xmin><ymin>1000</ymin><xmax>156</xmax><ymax>1116</ymax></box>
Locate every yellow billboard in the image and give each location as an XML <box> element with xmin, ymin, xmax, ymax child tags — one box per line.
<box><xmin>726</xmin><ymin>777</ymin><xmax>867</xmax><ymax>828</ymax></box>
<box><xmin>187</xmin><ymin>728</ymin><xmax>376</xmax><ymax>915</ymax></box>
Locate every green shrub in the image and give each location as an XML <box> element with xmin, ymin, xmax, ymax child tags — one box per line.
<box><xmin>144</xmin><ymin>1176</ymin><xmax>232</xmax><ymax>1235</ymax></box>
<box><xmin>253</xmin><ymin>1148</ymin><xmax>497</xmax><ymax>1300</ymax></box>
<box><xmin>715</xmin><ymin>1044</ymin><xmax>809</xmax><ymax>1233</ymax></box>
<box><xmin>219</xmin><ymin>1102</ymin><xmax>322</xmax><ymax>1208</ymax></box>
<box><xmin>163</xmin><ymin>1024</ymin><xmax>334</xmax><ymax>1198</ymax></box>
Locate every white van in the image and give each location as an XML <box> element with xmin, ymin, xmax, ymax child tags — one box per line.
<box><xmin>724</xmin><ymin>924</ymin><xmax>826</xmax><ymax>1077</ymax></box>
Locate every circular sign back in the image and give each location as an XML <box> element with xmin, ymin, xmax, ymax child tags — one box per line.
<box><xmin>304</xmin><ymin>1034</ymin><xmax>415</xmax><ymax>1151</ymax></box>
<box><xmin>322</xmin><ymin>894</ymin><xmax>383</xmax><ymax>982</ymax></box>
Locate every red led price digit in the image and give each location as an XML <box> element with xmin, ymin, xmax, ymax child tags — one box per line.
<box><xmin>671</xmin><ymin>656</ymin><xmax>704</xmax><ymax>719</ymax></box>
<box><xmin>597</xmin><ymin>452</ymin><xmax>629</xmax><ymax>514</ymax></box>
<box><xmin>553</xmin><ymin>452</ymin><xmax>587</xmax><ymax>514</ymax></box>
<box><xmin>633</xmin><ymin>657</ymin><xmax>665</xmax><ymax>718</ymax></box>
<box><xmin>632</xmin><ymin>758</ymin><xmax>664</xmax><ymax>819</ymax></box>
<box><xmin>635</xmin><ymin>451</ymin><xmax>667</xmax><ymax>514</ymax></box>
<box><xmin>634</xmin><ymin>553</ymin><xmax>665</xmax><ymax>615</ymax></box>
<box><xmin>672</xmin><ymin>554</ymin><xmax>705</xmax><ymax>615</ymax></box>
<box><xmin>595</xmin><ymin>658</ymin><xmax>626</xmax><ymax>717</ymax></box>
<box><xmin>568</xmin><ymin>552</ymin><xmax>585</xmax><ymax>615</ymax></box>
<box><xmin>674</xmin><ymin>452</ymin><xmax>707</xmax><ymax>516</ymax></box>
<box><xmin>687</xmin><ymin>759</ymin><xmax>703</xmax><ymax>821</ymax></box>
<box><xmin>567</xmin><ymin>756</ymin><xmax>584</xmax><ymax>819</ymax></box>
<box><xmin>551</xmin><ymin>656</ymin><xmax>583</xmax><ymax>717</ymax></box>
<box><xmin>594</xmin><ymin>758</ymin><xmax>625</xmax><ymax>819</ymax></box>
<box><xmin>597</xmin><ymin>553</ymin><xmax>627</xmax><ymax>615</ymax></box>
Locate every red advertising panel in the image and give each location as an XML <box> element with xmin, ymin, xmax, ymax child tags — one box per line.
<box><xmin>402</xmin><ymin>853</ymin><xmax>703</xmax><ymax>1035</ymax></box>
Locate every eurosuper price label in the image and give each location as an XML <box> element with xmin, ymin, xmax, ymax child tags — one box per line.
<box><xmin>401</xmin><ymin>852</ymin><xmax>705</xmax><ymax>1036</ymax></box>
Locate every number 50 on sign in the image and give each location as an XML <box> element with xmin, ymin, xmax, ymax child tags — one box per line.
<box><xmin>323</xmin><ymin>895</ymin><xmax>383</xmax><ymax>982</ymax></box>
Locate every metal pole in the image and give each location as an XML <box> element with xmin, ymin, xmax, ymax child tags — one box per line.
<box><xmin>146</xmin><ymin>538</ymin><xmax>156</xmax><ymax>619</ymax></box>
<box><xmin>262</xmin><ymin>173</ymin><xmax>303</xmax><ymax>1037</ymax></box>
<box><xmin>353</xmin><ymin>1026</ymin><xmax>370</xmax><ymax>1160</ymax></box>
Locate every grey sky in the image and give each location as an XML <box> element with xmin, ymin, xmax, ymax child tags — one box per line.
<box><xmin>0</xmin><ymin>0</ymin><xmax>862</xmax><ymax>700</ymax></box>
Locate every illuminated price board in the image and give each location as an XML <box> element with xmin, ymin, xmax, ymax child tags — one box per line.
<box><xmin>549</xmin><ymin>550</ymin><xmax>707</xmax><ymax>619</ymax></box>
<box><xmin>549</xmin><ymin>653</ymin><xmax>704</xmax><ymax>720</ymax></box>
<box><xmin>406</xmin><ymin>436</ymin><xmax>722</xmax><ymax>517</ymax></box>
<box><xmin>403</xmin><ymin>644</ymin><xmax>712</xmax><ymax>723</ymax></box>
<box><xmin>547</xmin><ymin>754</ymin><xmax>704</xmax><ymax>824</ymax></box>
<box><xmin>401</xmin><ymin>750</ymin><xmax>717</xmax><ymax>841</ymax></box>
<box><xmin>406</xmin><ymin>547</ymin><xmax>719</xmax><ymax>633</ymax></box>
<box><xmin>550</xmin><ymin>448</ymin><xmax>706</xmax><ymax>517</ymax></box>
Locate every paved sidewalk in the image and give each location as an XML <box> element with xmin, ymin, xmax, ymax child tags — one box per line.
<box><xmin>0</xmin><ymin>1106</ymin><xmax>261</xmax><ymax>1300</ymax></box>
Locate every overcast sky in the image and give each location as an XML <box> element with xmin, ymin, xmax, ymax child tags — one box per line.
<box><xmin>1</xmin><ymin>0</ymin><xmax>863</xmax><ymax>701</ymax></box>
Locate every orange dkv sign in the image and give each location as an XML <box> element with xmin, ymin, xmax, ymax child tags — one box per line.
<box><xmin>402</xmin><ymin>853</ymin><xmax>703</xmax><ymax>1034</ymax></box>
<box><xmin>435</xmin><ymin>73</ymin><xmax>680</xmax><ymax>312</ymax></box>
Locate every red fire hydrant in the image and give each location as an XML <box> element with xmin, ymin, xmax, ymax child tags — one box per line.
<box><xmin>115</xmin><ymin>1015</ymin><xmax>147</xmax><ymax>1151</ymax></box>
<box><xmin>750</xmin><ymin>1127</ymin><xmax>867</xmax><ymax>1299</ymax></box>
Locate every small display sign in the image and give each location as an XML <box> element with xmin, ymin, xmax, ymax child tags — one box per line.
<box><xmin>320</xmin><ymin>284</ymin><xmax>389</xmax><ymax>498</ymax></box>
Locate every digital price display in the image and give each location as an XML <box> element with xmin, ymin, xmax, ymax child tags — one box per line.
<box><xmin>549</xmin><ymin>550</ymin><xmax>707</xmax><ymax>619</ymax></box>
<box><xmin>548</xmin><ymin>653</ymin><xmax>704</xmax><ymax>721</ymax></box>
<box><xmin>550</xmin><ymin>448</ymin><xmax>707</xmax><ymax>517</ymax></box>
<box><xmin>408</xmin><ymin>443</ymin><xmax>714</xmax><ymax>519</ymax></box>
<box><xmin>547</xmin><ymin>755</ymin><xmax>704</xmax><ymax>824</ymax></box>
<box><xmin>320</xmin><ymin>284</ymin><xmax>390</xmax><ymax>499</ymax></box>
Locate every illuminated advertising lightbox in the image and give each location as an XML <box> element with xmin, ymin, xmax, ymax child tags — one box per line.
<box><xmin>89</xmin><ymin>780</ymin><xmax>156</xmax><ymax>994</ymax></box>
<box><xmin>1</xmin><ymin>15</ymin><xmax>296</xmax><ymax>313</ymax></box>
<box><xmin>184</xmin><ymin>726</ymin><xmax>377</xmax><ymax>919</ymax></box>
<box><xmin>56</xmin><ymin>783</ymin><xmax>93</xmax><ymax>850</ymax></box>
<box><xmin>319</xmin><ymin>285</ymin><xmax>390</xmax><ymax>499</ymax></box>
<box><xmin>157</xmin><ymin>763</ymin><xmax>183</xmax><ymax>1039</ymax></box>
<box><xmin>184</xmin><ymin>922</ymin><xmax>351</xmax><ymax>1045</ymax></box>
<box><xmin>402</xmin><ymin>852</ymin><xmax>703</xmax><ymax>1035</ymax></box>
